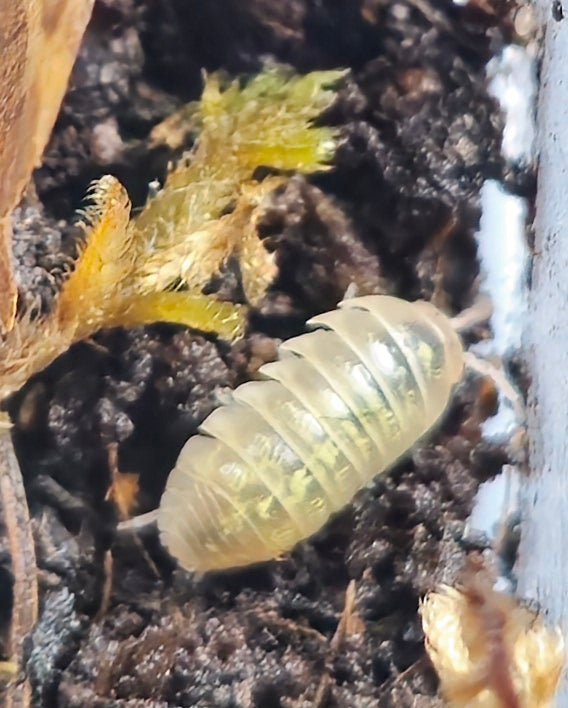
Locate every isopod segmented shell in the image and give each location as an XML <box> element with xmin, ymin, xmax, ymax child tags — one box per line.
<box><xmin>158</xmin><ymin>295</ymin><xmax>464</xmax><ymax>572</ymax></box>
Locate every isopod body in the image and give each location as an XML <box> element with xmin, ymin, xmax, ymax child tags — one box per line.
<box><xmin>158</xmin><ymin>295</ymin><xmax>465</xmax><ymax>572</ymax></box>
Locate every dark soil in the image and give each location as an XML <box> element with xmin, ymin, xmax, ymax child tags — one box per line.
<box><xmin>1</xmin><ymin>0</ymin><xmax>527</xmax><ymax>705</ymax></box>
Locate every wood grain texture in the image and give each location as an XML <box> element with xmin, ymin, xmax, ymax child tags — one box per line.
<box><xmin>518</xmin><ymin>3</ymin><xmax>568</xmax><ymax>703</ymax></box>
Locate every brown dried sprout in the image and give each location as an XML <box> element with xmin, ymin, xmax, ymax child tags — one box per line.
<box><xmin>0</xmin><ymin>67</ymin><xmax>344</xmax><ymax>401</ymax></box>
<box><xmin>105</xmin><ymin>443</ymin><xmax>140</xmax><ymax>521</ymax></box>
<box><xmin>0</xmin><ymin>0</ymin><xmax>95</xmax><ymax>333</ymax></box>
<box><xmin>422</xmin><ymin>556</ymin><xmax>565</xmax><ymax>707</ymax></box>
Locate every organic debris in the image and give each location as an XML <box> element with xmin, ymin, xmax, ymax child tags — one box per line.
<box><xmin>105</xmin><ymin>443</ymin><xmax>139</xmax><ymax>521</ymax></box>
<box><xmin>330</xmin><ymin>579</ymin><xmax>365</xmax><ymax>650</ymax></box>
<box><xmin>0</xmin><ymin>63</ymin><xmax>342</xmax><ymax>705</ymax></box>
<box><xmin>422</xmin><ymin>555</ymin><xmax>565</xmax><ymax>707</ymax></box>
<box><xmin>0</xmin><ymin>67</ymin><xmax>343</xmax><ymax>401</ymax></box>
<box><xmin>5</xmin><ymin>0</ymin><xmax>516</xmax><ymax>703</ymax></box>
<box><xmin>0</xmin><ymin>0</ymin><xmax>94</xmax><ymax>333</ymax></box>
<box><xmin>0</xmin><ymin>415</ymin><xmax>38</xmax><ymax>708</ymax></box>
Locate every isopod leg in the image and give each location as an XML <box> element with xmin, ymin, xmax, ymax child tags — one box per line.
<box><xmin>450</xmin><ymin>295</ymin><xmax>493</xmax><ymax>333</ymax></box>
<box><xmin>463</xmin><ymin>352</ymin><xmax>525</xmax><ymax>427</ymax></box>
<box><xmin>116</xmin><ymin>509</ymin><xmax>158</xmax><ymax>533</ymax></box>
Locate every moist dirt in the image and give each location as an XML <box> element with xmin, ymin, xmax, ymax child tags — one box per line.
<box><xmin>0</xmin><ymin>0</ymin><xmax>525</xmax><ymax>705</ymax></box>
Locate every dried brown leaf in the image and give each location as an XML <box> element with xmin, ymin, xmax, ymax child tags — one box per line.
<box><xmin>0</xmin><ymin>0</ymin><xmax>94</xmax><ymax>332</ymax></box>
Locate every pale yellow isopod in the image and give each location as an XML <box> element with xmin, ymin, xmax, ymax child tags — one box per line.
<box><xmin>158</xmin><ymin>295</ymin><xmax>466</xmax><ymax>573</ymax></box>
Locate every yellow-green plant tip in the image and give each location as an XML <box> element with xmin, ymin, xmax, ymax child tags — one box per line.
<box><xmin>129</xmin><ymin>65</ymin><xmax>345</xmax><ymax>295</ymax></box>
<box><xmin>113</xmin><ymin>292</ymin><xmax>246</xmax><ymax>340</ymax></box>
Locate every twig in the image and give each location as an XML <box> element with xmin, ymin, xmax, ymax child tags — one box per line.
<box><xmin>107</xmin><ymin>444</ymin><xmax>160</xmax><ymax>580</ymax></box>
<box><xmin>0</xmin><ymin>415</ymin><xmax>38</xmax><ymax>708</ymax></box>
<box><xmin>330</xmin><ymin>579</ymin><xmax>365</xmax><ymax>651</ymax></box>
<box><xmin>96</xmin><ymin>551</ymin><xmax>114</xmax><ymax>621</ymax></box>
<box><xmin>313</xmin><ymin>673</ymin><xmax>332</xmax><ymax>708</ymax></box>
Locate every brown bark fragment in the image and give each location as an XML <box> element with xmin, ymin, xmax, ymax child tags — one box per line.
<box><xmin>0</xmin><ymin>0</ymin><xmax>94</xmax><ymax>332</ymax></box>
